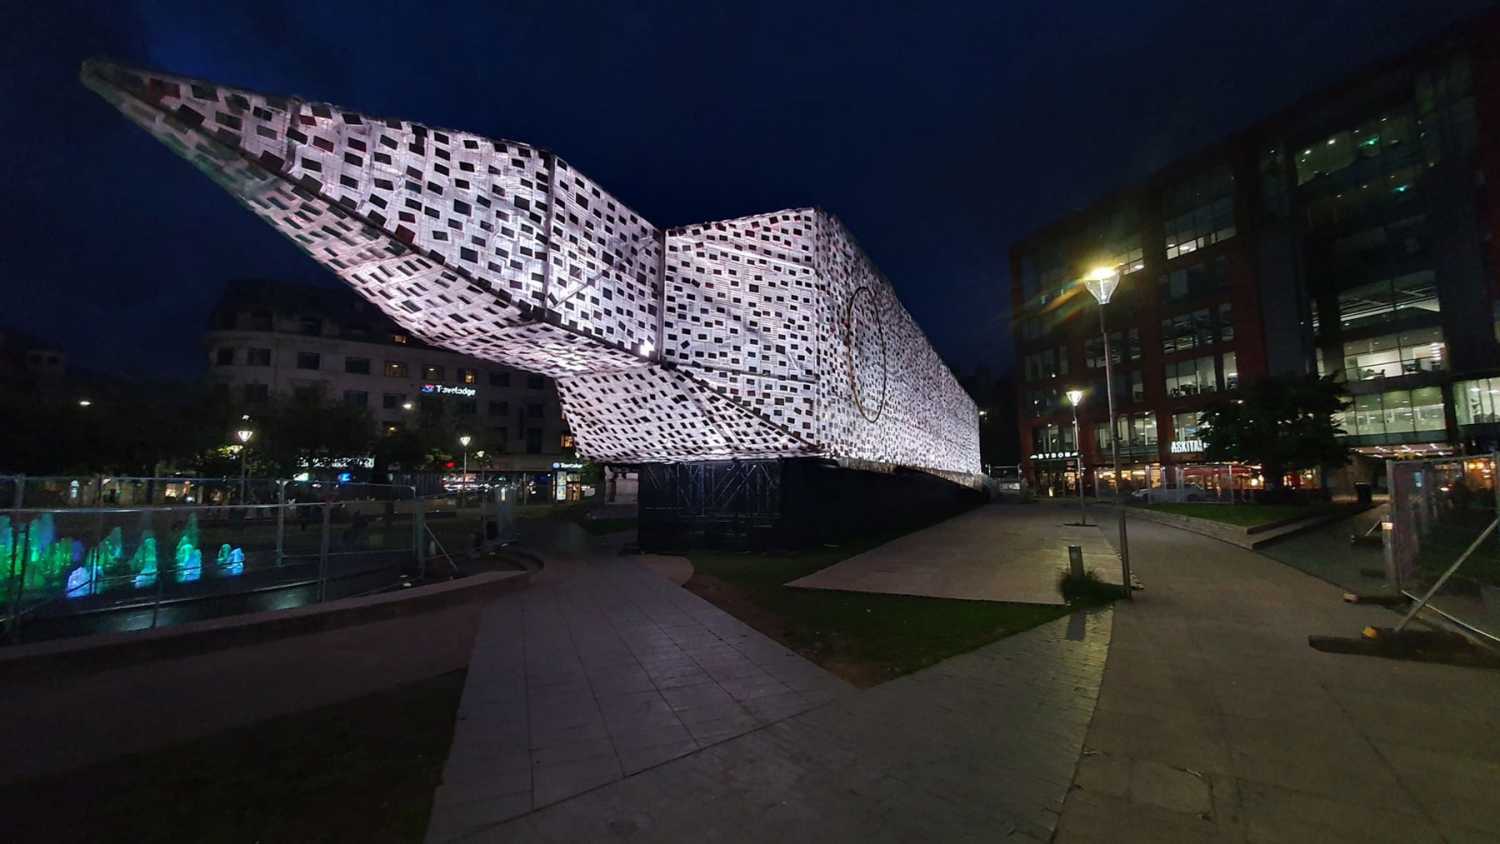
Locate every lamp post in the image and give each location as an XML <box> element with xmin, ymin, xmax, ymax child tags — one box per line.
<box><xmin>1067</xmin><ymin>389</ymin><xmax>1087</xmax><ymax>526</ymax></box>
<box><xmin>1082</xmin><ymin>265</ymin><xmax>1131</xmax><ymax>598</ymax></box>
<box><xmin>459</xmin><ymin>434</ymin><xmax>472</xmax><ymax>508</ymax></box>
<box><xmin>236</xmin><ymin>428</ymin><xmax>254</xmax><ymax>503</ymax></box>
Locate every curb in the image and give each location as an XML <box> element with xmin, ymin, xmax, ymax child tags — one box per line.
<box><xmin>0</xmin><ymin>569</ymin><xmax>531</xmax><ymax>683</ymax></box>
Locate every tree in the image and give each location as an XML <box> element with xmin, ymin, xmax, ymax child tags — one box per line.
<box><xmin>1199</xmin><ymin>374</ymin><xmax>1350</xmax><ymax>495</ymax></box>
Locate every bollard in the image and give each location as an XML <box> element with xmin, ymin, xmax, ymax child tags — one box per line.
<box><xmin>1068</xmin><ymin>544</ymin><xmax>1085</xmax><ymax>580</ymax></box>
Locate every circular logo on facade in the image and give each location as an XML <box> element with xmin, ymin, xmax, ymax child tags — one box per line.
<box><xmin>846</xmin><ymin>286</ymin><xmax>887</xmax><ymax>422</ymax></box>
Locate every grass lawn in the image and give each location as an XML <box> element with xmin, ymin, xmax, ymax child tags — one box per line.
<box><xmin>686</xmin><ymin>536</ymin><xmax>1076</xmax><ymax>687</ymax></box>
<box><xmin>0</xmin><ymin>670</ymin><xmax>466</xmax><ymax>843</ymax></box>
<box><xmin>1146</xmin><ymin>502</ymin><xmax>1337</xmax><ymax>527</ymax></box>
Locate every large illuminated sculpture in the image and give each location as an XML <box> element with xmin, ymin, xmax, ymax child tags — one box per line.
<box><xmin>83</xmin><ymin>60</ymin><xmax>979</xmax><ymax>482</ymax></box>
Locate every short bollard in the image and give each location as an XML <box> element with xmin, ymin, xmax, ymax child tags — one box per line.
<box><xmin>1068</xmin><ymin>544</ymin><xmax>1085</xmax><ymax>580</ymax></box>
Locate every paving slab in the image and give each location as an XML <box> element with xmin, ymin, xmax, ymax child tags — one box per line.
<box><xmin>1054</xmin><ymin>510</ymin><xmax>1500</xmax><ymax>844</ymax></box>
<box><xmin>426</xmin><ymin>528</ymin><xmax>853</xmax><ymax>842</ymax></box>
<box><xmin>786</xmin><ymin>501</ymin><xmax>1119</xmax><ymax>604</ymax></box>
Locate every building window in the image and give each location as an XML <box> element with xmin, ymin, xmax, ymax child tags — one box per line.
<box><xmin>1331</xmin><ymin>270</ymin><xmax>1439</xmax><ymax>333</ymax></box>
<box><xmin>299</xmin><ymin>317</ymin><xmax>322</xmax><ymax>337</ymax></box>
<box><xmin>456</xmin><ymin>399</ymin><xmax>477</xmax><ymax>415</ymax></box>
<box><xmin>1327</xmin><ymin>326</ymin><xmax>1446</xmax><ymax>382</ymax></box>
<box><xmin>345</xmin><ymin>357</ymin><xmax>371</xmax><ymax>375</ymax></box>
<box><xmin>1218</xmin><ymin>304</ymin><xmax>1234</xmax><ymax>343</ymax></box>
<box><xmin>247</xmin><ymin>348</ymin><xmax>271</xmax><ymax>366</ymax></box>
<box><xmin>1159</xmin><ymin>256</ymin><xmax>1227</xmax><ymax>304</ymax></box>
<box><xmin>561</xmin><ymin>432</ymin><xmax>576</xmax><ymax>450</ymax></box>
<box><xmin>344</xmin><ymin>390</ymin><xmax>368</xmax><ymax>408</ymax></box>
<box><xmin>458</xmin><ymin>367</ymin><xmax>477</xmax><ymax>385</ymax></box>
<box><xmin>527</xmin><ymin>374</ymin><xmax>547</xmax><ymax>390</ymax></box>
<box><xmin>1097</xmin><ymin>413</ymin><xmax>1157</xmax><ymax>449</ymax></box>
<box><xmin>384</xmin><ymin>360</ymin><xmax>408</xmax><ymax>378</ymax></box>
<box><xmin>1161</xmin><ymin>308</ymin><xmax>1226</xmax><ymax>354</ymax></box>
<box><xmin>215</xmin><ymin>347</ymin><xmax>235</xmax><ymax>366</ymax></box>
<box><xmin>1173</xmin><ymin>411</ymin><xmax>1204</xmax><ymax>443</ymax></box>
<box><xmin>293</xmin><ymin>385</ymin><xmax>320</xmax><ymax>402</ymax></box>
<box><xmin>490</xmin><ymin>371</ymin><xmax>511</xmax><ymax>387</ymax></box>
<box><xmin>1164</xmin><ymin>163</ymin><xmax>1235</xmax><ymax>260</ymax></box>
<box><xmin>1457</xmin><ymin>379</ymin><xmax>1500</xmax><ymax>425</ymax></box>
<box><xmin>1086</xmin><ymin>330</ymin><xmax>1140</xmax><ymax>369</ymax></box>
<box><xmin>1032</xmin><ymin>424</ymin><xmax>1074</xmax><ymax>454</ymax></box>
<box><xmin>1338</xmin><ymin>387</ymin><xmax>1445</xmax><ymax>436</ymax></box>
<box><xmin>382</xmin><ymin>393</ymin><xmax>404</xmax><ymax>410</ymax></box>
<box><xmin>423</xmin><ymin>364</ymin><xmax>445</xmax><ymax>382</ymax></box>
<box><xmin>492</xmin><ymin>426</ymin><xmax>509</xmax><ymax>446</ymax></box>
<box><xmin>1023</xmin><ymin>347</ymin><xmax>1069</xmax><ymax>381</ymax></box>
<box><xmin>1222</xmin><ymin>352</ymin><xmax>1239</xmax><ymax>391</ymax></box>
<box><xmin>488</xmin><ymin>400</ymin><xmax>510</xmax><ymax>416</ymax></box>
<box><xmin>1165</xmin><ymin>355</ymin><xmax>1217</xmax><ymax>397</ymax></box>
<box><xmin>1026</xmin><ymin>386</ymin><xmax>1061</xmax><ymax>418</ymax></box>
<box><xmin>244</xmin><ymin>383</ymin><xmax>270</xmax><ymax>404</ymax></box>
<box><xmin>525</xmin><ymin>428</ymin><xmax>543</xmax><ymax>454</ymax></box>
<box><xmin>527</xmin><ymin>403</ymin><xmax>543</xmax><ymax>418</ymax></box>
<box><xmin>392</xmin><ymin>333</ymin><xmax>409</xmax><ymax>345</ymax></box>
<box><xmin>296</xmin><ymin>352</ymin><xmax>321</xmax><ymax>371</ymax></box>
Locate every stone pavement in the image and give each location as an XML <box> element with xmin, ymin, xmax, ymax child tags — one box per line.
<box><xmin>1058</xmin><ymin>510</ymin><xmax>1500</xmax><ymax>843</ymax></box>
<box><xmin>429</xmin><ymin>518</ymin><xmax>1113</xmax><ymax>842</ymax></box>
<box><xmin>426</xmin><ymin>528</ymin><xmax>853</xmax><ymax>842</ymax></box>
<box><xmin>787</xmin><ymin>501</ymin><xmax>1119</xmax><ymax>604</ymax></box>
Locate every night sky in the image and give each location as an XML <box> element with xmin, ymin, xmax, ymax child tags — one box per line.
<box><xmin>2</xmin><ymin>0</ymin><xmax>1491</xmax><ymax>381</ymax></box>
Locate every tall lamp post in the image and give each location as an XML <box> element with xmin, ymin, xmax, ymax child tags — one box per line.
<box><xmin>236</xmin><ymin>427</ymin><xmax>254</xmax><ymax>503</ymax></box>
<box><xmin>459</xmin><ymin>434</ymin><xmax>472</xmax><ymax>508</ymax></box>
<box><xmin>1066</xmin><ymin>389</ymin><xmax>1087</xmax><ymax>526</ymax></box>
<box><xmin>1082</xmin><ymin>266</ymin><xmax>1131</xmax><ymax>598</ymax></box>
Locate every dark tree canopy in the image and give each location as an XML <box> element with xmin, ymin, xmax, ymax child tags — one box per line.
<box><xmin>1199</xmin><ymin>375</ymin><xmax>1350</xmax><ymax>491</ymax></box>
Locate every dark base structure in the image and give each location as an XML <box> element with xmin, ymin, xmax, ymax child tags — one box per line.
<box><xmin>639</xmin><ymin>458</ymin><xmax>986</xmax><ymax>552</ymax></box>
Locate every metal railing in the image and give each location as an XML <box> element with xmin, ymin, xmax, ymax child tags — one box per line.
<box><xmin>1</xmin><ymin>480</ymin><xmax>430</xmax><ymax>645</ymax></box>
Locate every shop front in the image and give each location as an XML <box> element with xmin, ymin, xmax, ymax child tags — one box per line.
<box><xmin>1030</xmin><ymin>450</ymin><xmax>1082</xmax><ymax>498</ymax></box>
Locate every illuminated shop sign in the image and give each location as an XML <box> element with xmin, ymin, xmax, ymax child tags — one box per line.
<box><xmin>552</xmin><ymin>461</ymin><xmax>585</xmax><ymax>470</ymax></box>
<box><xmin>1170</xmin><ymin>440</ymin><xmax>1204</xmax><ymax>454</ymax></box>
<box><xmin>420</xmin><ymin>384</ymin><xmax>477</xmax><ymax>398</ymax></box>
<box><xmin>1034</xmin><ymin>451</ymin><xmax>1079</xmax><ymax>460</ymax></box>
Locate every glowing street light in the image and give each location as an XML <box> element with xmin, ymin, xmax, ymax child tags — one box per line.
<box><xmin>459</xmin><ymin>434</ymin><xmax>472</xmax><ymax>507</ymax></box>
<box><xmin>236</xmin><ymin>427</ymin><xmax>254</xmax><ymax>503</ymax></box>
<box><xmin>1081</xmin><ymin>264</ymin><xmax>1131</xmax><ymax>597</ymax></box>
<box><xmin>78</xmin><ymin>399</ymin><xmax>92</xmax><ymax>407</ymax></box>
<box><xmin>402</xmin><ymin>401</ymin><xmax>414</xmax><ymax>411</ymax></box>
<box><xmin>1066</xmin><ymin>389</ymin><xmax>1087</xmax><ymax>526</ymax></box>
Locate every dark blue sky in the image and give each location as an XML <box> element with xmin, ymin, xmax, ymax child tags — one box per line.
<box><xmin>1</xmin><ymin>0</ymin><xmax>1491</xmax><ymax>380</ymax></box>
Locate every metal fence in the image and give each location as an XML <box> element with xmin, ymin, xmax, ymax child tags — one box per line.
<box><xmin>1385</xmin><ymin>455</ymin><xmax>1500</xmax><ymax>642</ymax></box>
<box><xmin>1</xmin><ymin>479</ymin><xmax>429</xmax><ymax>645</ymax></box>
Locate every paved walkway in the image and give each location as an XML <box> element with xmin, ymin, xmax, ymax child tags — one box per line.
<box><xmin>426</xmin><ymin>525</ymin><xmax>854</xmax><ymax>841</ymax></box>
<box><xmin>427</xmin><ymin>519</ymin><xmax>1113</xmax><ymax>842</ymax></box>
<box><xmin>1058</xmin><ymin>509</ymin><xmax>1500</xmax><ymax>843</ymax></box>
<box><xmin>787</xmin><ymin>501</ymin><xmax>1119</xmax><ymax>604</ymax></box>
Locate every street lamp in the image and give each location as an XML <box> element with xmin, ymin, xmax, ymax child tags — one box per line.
<box><xmin>236</xmin><ymin>427</ymin><xmax>254</xmax><ymax>503</ymax></box>
<box><xmin>1081</xmin><ymin>264</ymin><xmax>1131</xmax><ymax>598</ymax></box>
<box><xmin>459</xmin><ymin>434</ymin><xmax>472</xmax><ymax>507</ymax></box>
<box><xmin>1066</xmin><ymin>389</ymin><xmax>1087</xmax><ymax>526</ymax></box>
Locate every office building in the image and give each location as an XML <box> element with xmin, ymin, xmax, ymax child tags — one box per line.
<box><xmin>1010</xmin><ymin>15</ymin><xmax>1499</xmax><ymax>495</ymax></box>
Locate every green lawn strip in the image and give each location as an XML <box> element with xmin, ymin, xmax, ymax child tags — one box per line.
<box><xmin>0</xmin><ymin>670</ymin><xmax>466</xmax><ymax>843</ymax></box>
<box><xmin>687</xmin><ymin>544</ymin><xmax>1072</xmax><ymax>686</ymax></box>
<box><xmin>1146</xmin><ymin>502</ymin><xmax>1336</xmax><ymax>528</ymax></box>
